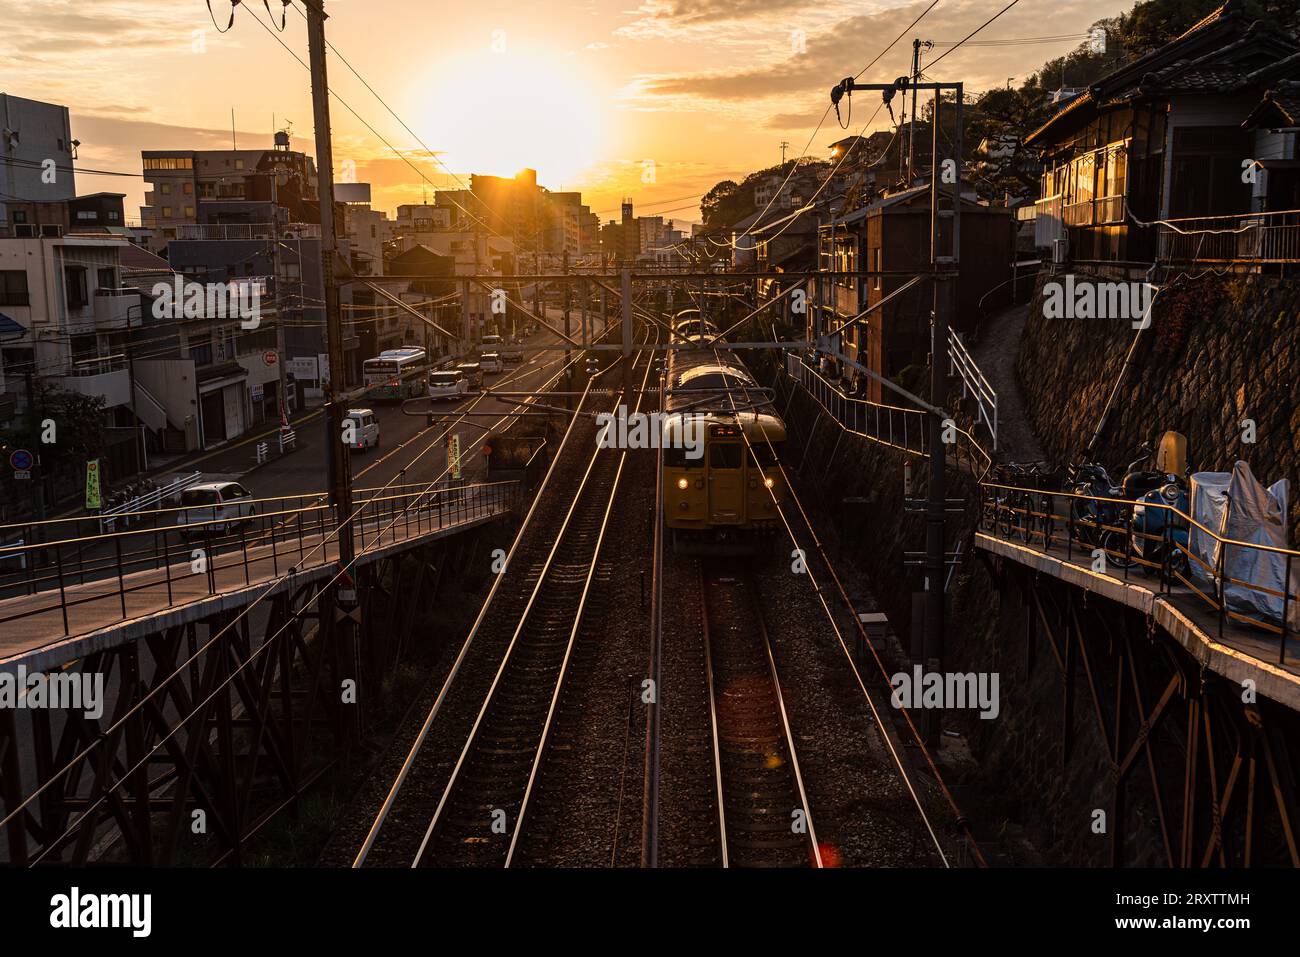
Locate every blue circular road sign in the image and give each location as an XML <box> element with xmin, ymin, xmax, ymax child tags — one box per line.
<box><xmin>9</xmin><ymin>449</ymin><xmax>33</xmax><ymax>471</ymax></box>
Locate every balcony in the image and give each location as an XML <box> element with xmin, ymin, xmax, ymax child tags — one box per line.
<box><xmin>172</xmin><ymin>223</ymin><xmax>321</xmax><ymax>241</ymax></box>
<box><xmin>93</xmin><ymin>290</ymin><xmax>139</xmax><ymax>330</ymax></box>
<box><xmin>1157</xmin><ymin>210</ymin><xmax>1300</xmax><ymax>265</ymax></box>
<box><xmin>57</xmin><ymin>361</ymin><xmax>131</xmax><ymax>408</ymax></box>
<box><xmin>1062</xmin><ymin>195</ymin><xmax>1126</xmax><ymax>228</ymax></box>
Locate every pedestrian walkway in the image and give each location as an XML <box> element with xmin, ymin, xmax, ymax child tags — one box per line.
<box><xmin>0</xmin><ymin>482</ymin><xmax>518</xmax><ymax>672</ymax></box>
<box><xmin>971</xmin><ymin>302</ymin><xmax>1046</xmax><ymax>464</ymax></box>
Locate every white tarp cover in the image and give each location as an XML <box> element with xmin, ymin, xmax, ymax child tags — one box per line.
<box><xmin>1191</xmin><ymin>462</ymin><xmax>1297</xmax><ymax>631</ymax></box>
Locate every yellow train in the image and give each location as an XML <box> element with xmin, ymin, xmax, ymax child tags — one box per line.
<box><xmin>661</xmin><ymin>325</ymin><xmax>787</xmax><ymax>555</ymax></box>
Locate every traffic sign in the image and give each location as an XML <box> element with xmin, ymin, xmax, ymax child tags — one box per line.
<box><xmin>9</xmin><ymin>449</ymin><xmax>33</xmax><ymax>472</ymax></box>
<box><xmin>263</xmin><ymin>350</ymin><xmax>278</xmax><ymax>366</ymax></box>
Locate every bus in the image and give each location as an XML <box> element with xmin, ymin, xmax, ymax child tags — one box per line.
<box><xmin>363</xmin><ymin>347</ymin><xmax>429</xmax><ymax>401</ymax></box>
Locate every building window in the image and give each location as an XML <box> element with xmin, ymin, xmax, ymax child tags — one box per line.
<box><xmin>143</xmin><ymin>157</ymin><xmax>193</xmax><ymax>170</ymax></box>
<box><xmin>65</xmin><ymin>266</ymin><xmax>89</xmax><ymax>309</ymax></box>
<box><xmin>190</xmin><ymin>342</ymin><xmax>213</xmax><ymax>365</ymax></box>
<box><xmin>76</xmin><ymin>210</ymin><xmax>96</xmax><ymax>220</ymax></box>
<box><xmin>162</xmin><ymin>206</ymin><xmax>173</xmax><ymax>218</ymax></box>
<box><xmin>160</xmin><ymin>183</ymin><xmax>172</xmax><ymax>195</ymax></box>
<box><xmin>0</xmin><ymin>270</ymin><xmax>30</xmax><ymax>306</ymax></box>
<box><xmin>98</xmin><ymin>267</ymin><xmax>116</xmax><ymax>291</ymax></box>
<box><xmin>234</xmin><ymin>158</ymin><xmax>245</xmax><ymax>170</ymax></box>
<box><xmin>184</xmin><ymin>206</ymin><xmax>195</xmax><ymax>218</ymax></box>
<box><xmin>109</xmin><ymin>211</ymin><xmax>120</xmax><ymax>221</ymax></box>
<box><xmin>12</xmin><ymin>210</ymin><xmax>26</xmax><ymax>224</ymax></box>
<box><xmin>183</xmin><ymin>182</ymin><xmax>193</xmax><ymax>195</ymax></box>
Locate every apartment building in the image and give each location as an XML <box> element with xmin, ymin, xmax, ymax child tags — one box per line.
<box><xmin>140</xmin><ymin>133</ymin><xmax>319</xmax><ymax>252</ymax></box>
<box><xmin>0</xmin><ymin>233</ymin><xmax>142</xmax><ymax>419</ymax></box>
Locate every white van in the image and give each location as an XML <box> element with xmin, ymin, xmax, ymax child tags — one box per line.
<box><xmin>343</xmin><ymin>408</ymin><xmax>380</xmax><ymax>452</ymax></box>
<box><xmin>480</xmin><ymin>352</ymin><xmax>503</xmax><ymax>374</ymax></box>
<box><xmin>176</xmin><ymin>482</ymin><xmax>257</xmax><ymax>538</ymax></box>
<box><xmin>481</xmin><ymin>334</ymin><xmax>504</xmax><ymax>353</ymax></box>
<box><xmin>429</xmin><ymin>369</ymin><xmax>468</xmax><ymax>401</ymax></box>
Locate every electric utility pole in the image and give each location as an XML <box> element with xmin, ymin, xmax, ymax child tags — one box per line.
<box><xmin>831</xmin><ymin>75</ymin><xmax>962</xmax><ymax>747</ymax></box>
<box><xmin>304</xmin><ymin>0</ymin><xmax>360</xmax><ymax>745</ymax></box>
<box><xmin>907</xmin><ymin>39</ymin><xmax>932</xmax><ymax>185</ymax></box>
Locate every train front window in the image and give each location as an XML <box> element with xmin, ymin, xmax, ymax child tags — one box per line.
<box><xmin>709</xmin><ymin>444</ymin><xmax>742</xmax><ymax>469</ymax></box>
<box><xmin>666</xmin><ymin>446</ymin><xmax>698</xmax><ymax>468</ymax></box>
<box><xmin>747</xmin><ymin>444</ymin><xmax>777</xmax><ymax>468</ymax></box>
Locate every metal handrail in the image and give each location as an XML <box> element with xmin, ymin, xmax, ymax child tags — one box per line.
<box><xmin>0</xmin><ymin>481</ymin><xmax>522</xmax><ymax>637</ymax></box>
<box><xmin>786</xmin><ymin>353</ymin><xmax>993</xmax><ymax>478</ymax></box>
<box><xmin>948</xmin><ymin>327</ymin><xmax>998</xmax><ymax>449</ymax></box>
<box><xmin>978</xmin><ymin>478</ymin><xmax>1298</xmax><ymax>662</ymax></box>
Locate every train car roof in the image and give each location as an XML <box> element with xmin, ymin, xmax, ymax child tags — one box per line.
<box><xmin>661</xmin><ymin>411</ymin><xmax>788</xmax><ymax>444</ymax></box>
<box><xmin>674</xmin><ymin>363</ymin><xmax>754</xmax><ymax>386</ymax></box>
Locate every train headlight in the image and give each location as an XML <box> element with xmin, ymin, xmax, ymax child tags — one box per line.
<box><xmin>676</xmin><ymin>477</ymin><xmax>689</xmax><ymax>490</ymax></box>
<box><xmin>764</xmin><ymin>477</ymin><xmax>775</xmax><ymax>489</ymax></box>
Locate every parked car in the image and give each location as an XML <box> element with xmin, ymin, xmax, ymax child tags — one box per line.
<box><xmin>480</xmin><ymin>334</ymin><xmax>504</xmax><ymax>355</ymax></box>
<box><xmin>480</xmin><ymin>352</ymin><xmax>503</xmax><ymax>374</ymax></box>
<box><xmin>429</xmin><ymin>369</ymin><xmax>469</xmax><ymax>402</ymax></box>
<box><xmin>176</xmin><ymin>482</ymin><xmax>257</xmax><ymax>538</ymax></box>
<box><xmin>343</xmin><ymin>408</ymin><xmax>380</xmax><ymax>452</ymax></box>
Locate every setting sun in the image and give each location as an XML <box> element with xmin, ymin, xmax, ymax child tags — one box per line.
<box><xmin>417</xmin><ymin>48</ymin><xmax>605</xmax><ymax>187</ymax></box>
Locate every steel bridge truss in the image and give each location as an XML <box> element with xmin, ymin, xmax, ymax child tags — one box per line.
<box><xmin>986</xmin><ymin>555</ymin><xmax>1300</xmax><ymax>867</ymax></box>
<box><xmin>0</xmin><ymin>531</ymin><xmax>488</xmax><ymax>867</ymax></box>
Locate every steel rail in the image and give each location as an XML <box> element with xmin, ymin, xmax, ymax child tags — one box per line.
<box><xmin>411</xmin><ymin>340</ymin><xmax>648</xmax><ymax>867</ymax></box>
<box><xmin>723</xmin><ymin>351</ymin><xmax>967</xmax><ymax>866</ymax></box>
<box><xmin>698</xmin><ymin>566</ymin><xmax>730</xmax><ymax>868</ymax></box>
<box><xmin>351</xmin><ymin>321</ymin><xmax>636</xmax><ymax>867</ymax></box>
<box><xmin>700</xmin><ymin>565</ymin><xmax>823</xmax><ymax>868</ymax></box>
<box><xmin>506</xmin><ymin>334</ymin><xmax>659</xmax><ymax>866</ymax></box>
<box><xmin>639</xmin><ymin>365</ymin><xmax>666</xmax><ymax>867</ymax></box>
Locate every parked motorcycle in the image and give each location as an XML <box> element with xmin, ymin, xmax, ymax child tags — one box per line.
<box><xmin>1113</xmin><ymin>431</ymin><xmax>1190</xmax><ymax>578</ymax></box>
<box><xmin>1068</xmin><ymin>437</ymin><xmax>1176</xmax><ymax>560</ymax></box>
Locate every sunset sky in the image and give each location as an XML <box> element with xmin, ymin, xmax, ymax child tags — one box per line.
<box><xmin>0</xmin><ymin>0</ymin><xmax>1133</xmax><ymax>224</ymax></box>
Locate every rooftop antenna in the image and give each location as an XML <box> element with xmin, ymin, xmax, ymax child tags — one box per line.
<box><xmin>231</xmin><ymin>109</ymin><xmax>237</xmax><ymax>151</ymax></box>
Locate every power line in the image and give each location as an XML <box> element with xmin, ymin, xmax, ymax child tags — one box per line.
<box><xmin>241</xmin><ymin>2</ymin><xmax>508</xmax><ymax>243</ymax></box>
<box><xmin>925</xmin><ymin>0</ymin><xmax>1025</xmax><ymax>69</ymax></box>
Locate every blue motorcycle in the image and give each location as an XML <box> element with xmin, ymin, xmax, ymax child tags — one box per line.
<box><xmin>1123</xmin><ymin>479</ymin><xmax>1191</xmax><ymax>579</ymax></box>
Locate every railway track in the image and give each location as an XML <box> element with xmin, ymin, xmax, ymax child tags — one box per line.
<box><xmin>414</xmin><ymin>441</ymin><xmax>621</xmax><ymax>866</ymax></box>
<box><xmin>700</xmin><ymin>563</ymin><xmax>822</xmax><ymax>868</ymax></box>
<box><xmin>416</xmin><ymin>349</ymin><xmax>655</xmax><ymax>867</ymax></box>
<box><xmin>352</xmin><ymin>323</ymin><xmax>656</xmax><ymax>867</ymax></box>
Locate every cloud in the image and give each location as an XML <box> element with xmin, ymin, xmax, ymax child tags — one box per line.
<box><xmin>626</xmin><ymin>0</ymin><xmax>813</xmax><ymax>27</ymax></box>
<box><xmin>631</xmin><ymin>0</ymin><xmax>1119</xmax><ymax>101</ymax></box>
<box><xmin>765</xmin><ymin>111</ymin><xmax>828</xmax><ymax>129</ymax></box>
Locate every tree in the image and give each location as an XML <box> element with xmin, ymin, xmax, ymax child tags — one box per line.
<box><xmin>0</xmin><ymin>385</ymin><xmax>108</xmax><ymax>511</ymax></box>
<box><xmin>701</xmin><ymin>180</ymin><xmax>750</xmax><ymax>233</ymax></box>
